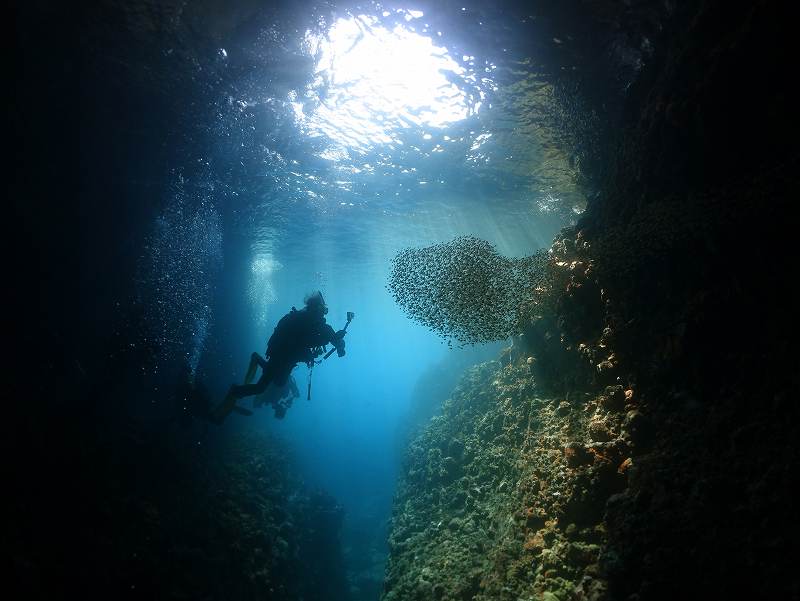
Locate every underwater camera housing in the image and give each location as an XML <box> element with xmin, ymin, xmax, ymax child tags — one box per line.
<box><xmin>323</xmin><ymin>312</ymin><xmax>354</xmax><ymax>360</ymax></box>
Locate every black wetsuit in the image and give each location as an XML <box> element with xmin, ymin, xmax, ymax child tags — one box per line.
<box><xmin>230</xmin><ymin>307</ymin><xmax>345</xmax><ymax>400</ymax></box>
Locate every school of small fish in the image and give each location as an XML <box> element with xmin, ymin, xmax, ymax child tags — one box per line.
<box><xmin>388</xmin><ymin>235</ymin><xmax>553</xmax><ymax>345</ymax></box>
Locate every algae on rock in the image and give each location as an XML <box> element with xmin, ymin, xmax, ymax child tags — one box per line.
<box><xmin>383</xmin><ymin>336</ymin><xmax>631</xmax><ymax>600</ymax></box>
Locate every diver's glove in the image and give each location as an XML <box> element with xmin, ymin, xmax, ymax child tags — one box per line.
<box><xmin>333</xmin><ymin>329</ymin><xmax>347</xmax><ymax>357</ymax></box>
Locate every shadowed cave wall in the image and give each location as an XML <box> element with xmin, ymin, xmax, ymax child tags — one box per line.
<box><xmin>382</xmin><ymin>2</ymin><xmax>798</xmax><ymax>600</ymax></box>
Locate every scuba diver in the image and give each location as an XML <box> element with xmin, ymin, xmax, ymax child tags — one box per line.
<box><xmin>210</xmin><ymin>291</ymin><xmax>348</xmax><ymax>423</ymax></box>
<box><xmin>253</xmin><ymin>376</ymin><xmax>300</xmax><ymax>419</ymax></box>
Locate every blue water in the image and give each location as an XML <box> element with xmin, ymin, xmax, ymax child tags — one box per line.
<box><xmin>135</xmin><ymin>2</ymin><xmax>581</xmax><ymax>594</ymax></box>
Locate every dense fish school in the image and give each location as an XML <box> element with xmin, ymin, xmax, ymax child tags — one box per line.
<box><xmin>388</xmin><ymin>235</ymin><xmax>553</xmax><ymax>345</ymax></box>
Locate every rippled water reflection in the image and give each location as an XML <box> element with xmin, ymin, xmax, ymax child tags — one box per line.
<box><xmin>204</xmin><ymin>3</ymin><xmax>590</xmax><ymax>284</ymax></box>
<box><xmin>297</xmin><ymin>9</ymin><xmax>486</xmax><ymax>152</ymax></box>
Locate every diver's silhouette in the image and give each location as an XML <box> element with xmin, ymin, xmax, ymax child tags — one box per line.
<box><xmin>210</xmin><ymin>291</ymin><xmax>346</xmax><ymax>423</ymax></box>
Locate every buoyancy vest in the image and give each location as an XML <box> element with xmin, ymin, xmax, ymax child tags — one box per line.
<box><xmin>268</xmin><ymin>307</ymin><xmax>335</xmax><ymax>363</ymax></box>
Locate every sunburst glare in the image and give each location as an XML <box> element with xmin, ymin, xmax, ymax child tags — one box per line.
<box><xmin>296</xmin><ymin>10</ymin><xmax>483</xmax><ymax>153</ymax></box>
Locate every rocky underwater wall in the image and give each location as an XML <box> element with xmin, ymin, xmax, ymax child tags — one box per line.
<box><xmin>382</xmin><ymin>2</ymin><xmax>798</xmax><ymax>600</ymax></box>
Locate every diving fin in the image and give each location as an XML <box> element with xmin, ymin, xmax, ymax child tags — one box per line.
<box><xmin>244</xmin><ymin>354</ymin><xmax>259</xmax><ymax>385</ymax></box>
<box><xmin>208</xmin><ymin>387</ymin><xmax>247</xmax><ymax>424</ymax></box>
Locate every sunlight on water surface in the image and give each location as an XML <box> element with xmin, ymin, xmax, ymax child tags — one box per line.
<box><xmin>295</xmin><ymin>9</ymin><xmax>488</xmax><ymax>154</ymax></box>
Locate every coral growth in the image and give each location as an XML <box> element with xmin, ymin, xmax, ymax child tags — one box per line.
<box><xmin>383</xmin><ymin>315</ymin><xmax>643</xmax><ymax>601</ymax></box>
